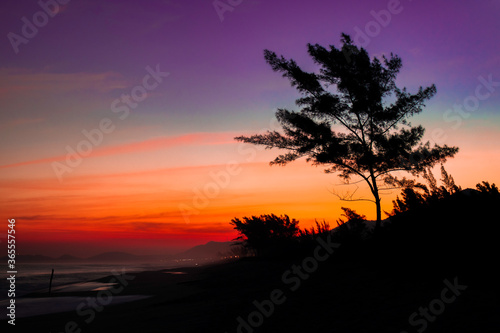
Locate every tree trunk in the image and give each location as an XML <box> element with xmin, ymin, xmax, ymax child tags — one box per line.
<box><xmin>374</xmin><ymin>195</ymin><xmax>382</xmax><ymax>233</ymax></box>
<box><xmin>369</xmin><ymin>170</ymin><xmax>382</xmax><ymax>234</ymax></box>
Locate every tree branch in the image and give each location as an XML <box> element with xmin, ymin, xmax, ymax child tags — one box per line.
<box><xmin>330</xmin><ymin>186</ymin><xmax>376</xmax><ymax>203</ymax></box>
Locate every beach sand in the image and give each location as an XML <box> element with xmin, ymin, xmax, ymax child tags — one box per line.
<box><xmin>0</xmin><ymin>295</ymin><xmax>150</xmax><ymax>319</ymax></box>
<box><xmin>2</xmin><ymin>258</ymin><xmax>498</xmax><ymax>332</ymax></box>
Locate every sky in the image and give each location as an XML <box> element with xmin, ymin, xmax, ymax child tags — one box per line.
<box><xmin>0</xmin><ymin>0</ymin><xmax>499</xmax><ymax>257</ymax></box>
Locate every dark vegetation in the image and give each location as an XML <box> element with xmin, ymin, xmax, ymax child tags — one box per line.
<box><xmin>230</xmin><ymin>214</ymin><xmax>300</xmax><ymax>257</ymax></box>
<box><xmin>226</xmin><ymin>35</ymin><xmax>498</xmax><ymax>331</ymax></box>
<box><xmin>236</xmin><ymin>33</ymin><xmax>458</xmax><ymax>230</ymax></box>
<box><xmin>227</xmin><ymin>171</ymin><xmax>500</xmax><ymax>332</ymax></box>
<box><xmin>231</xmin><ymin>167</ymin><xmax>499</xmax><ymax>267</ymax></box>
<box><xmin>13</xmin><ymin>35</ymin><xmax>498</xmax><ymax>333</ymax></box>
<box><xmin>17</xmin><ymin>180</ymin><xmax>498</xmax><ymax>333</ymax></box>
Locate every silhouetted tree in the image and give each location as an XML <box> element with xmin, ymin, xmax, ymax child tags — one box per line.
<box><xmin>230</xmin><ymin>214</ymin><xmax>300</xmax><ymax>256</ymax></box>
<box><xmin>235</xmin><ymin>34</ymin><xmax>458</xmax><ymax>231</ymax></box>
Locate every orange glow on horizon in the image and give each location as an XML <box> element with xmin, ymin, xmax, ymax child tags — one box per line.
<box><xmin>2</xmin><ymin>130</ymin><xmax>498</xmax><ymax>256</ymax></box>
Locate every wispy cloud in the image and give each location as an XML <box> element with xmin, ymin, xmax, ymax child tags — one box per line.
<box><xmin>0</xmin><ymin>117</ymin><xmax>45</xmax><ymax>129</ymax></box>
<box><xmin>0</xmin><ymin>132</ymin><xmax>238</xmax><ymax>169</ymax></box>
<box><xmin>0</xmin><ymin>68</ymin><xmax>129</xmax><ymax>97</ymax></box>
<box><xmin>10</xmin><ymin>213</ymin><xmax>234</xmax><ymax>236</ymax></box>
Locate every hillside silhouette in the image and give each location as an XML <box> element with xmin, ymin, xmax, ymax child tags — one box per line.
<box><xmin>11</xmin><ymin>180</ymin><xmax>499</xmax><ymax>332</ymax></box>
<box><xmin>221</xmin><ymin>178</ymin><xmax>500</xmax><ymax>332</ymax></box>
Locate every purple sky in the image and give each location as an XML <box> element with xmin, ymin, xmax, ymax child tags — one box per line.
<box><xmin>1</xmin><ymin>0</ymin><xmax>499</xmax><ymax>255</ymax></box>
<box><xmin>2</xmin><ymin>0</ymin><xmax>499</xmax><ymax>133</ymax></box>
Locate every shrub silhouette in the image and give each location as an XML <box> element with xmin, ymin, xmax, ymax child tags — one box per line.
<box><xmin>332</xmin><ymin>207</ymin><xmax>367</xmax><ymax>245</ymax></box>
<box><xmin>230</xmin><ymin>214</ymin><xmax>300</xmax><ymax>257</ymax></box>
<box><xmin>377</xmin><ymin>177</ymin><xmax>500</xmax><ymax>281</ymax></box>
<box><xmin>389</xmin><ymin>165</ymin><xmax>461</xmax><ymax>215</ymax></box>
<box><xmin>299</xmin><ymin>219</ymin><xmax>331</xmax><ymax>238</ymax></box>
<box><xmin>476</xmin><ymin>181</ymin><xmax>499</xmax><ymax>196</ymax></box>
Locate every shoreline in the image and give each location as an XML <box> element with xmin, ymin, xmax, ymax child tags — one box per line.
<box><xmin>0</xmin><ymin>258</ymin><xmax>294</xmax><ymax>332</ymax></box>
<box><xmin>1</xmin><ymin>261</ymin><xmax>228</xmax><ymax>322</ymax></box>
<box><xmin>0</xmin><ymin>259</ymin><xmax>221</xmax><ymax>297</ymax></box>
<box><xmin>2</xmin><ymin>257</ymin><xmax>498</xmax><ymax>332</ymax></box>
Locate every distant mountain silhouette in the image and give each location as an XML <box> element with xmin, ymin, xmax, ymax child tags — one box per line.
<box><xmin>86</xmin><ymin>252</ymin><xmax>171</xmax><ymax>262</ymax></box>
<box><xmin>174</xmin><ymin>241</ymin><xmax>233</xmax><ymax>259</ymax></box>
<box><xmin>3</xmin><ymin>242</ymin><xmax>234</xmax><ymax>263</ymax></box>
<box><xmin>57</xmin><ymin>254</ymin><xmax>82</xmax><ymax>262</ymax></box>
<box><xmin>2</xmin><ymin>252</ymin><xmax>165</xmax><ymax>263</ymax></box>
<box><xmin>5</xmin><ymin>254</ymin><xmax>56</xmax><ymax>263</ymax></box>
<box><xmin>87</xmin><ymin>251</ymin><xmax>142</xmax><ymax>262</ymax></box>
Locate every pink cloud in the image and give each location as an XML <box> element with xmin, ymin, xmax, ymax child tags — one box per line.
<box><xmin>0</xmin><ymin>117</ymin><xmax>45</xmax><ymax>129</ymax></box>
<box><xmin>0</xmin><ymin>68</ymin><xmax>128</xmax><ymax>97</ymax></box>
<box><xmin>0</xmin><ymin>132</ymin><xmax>238</xmax><ymax>169</ymax></box>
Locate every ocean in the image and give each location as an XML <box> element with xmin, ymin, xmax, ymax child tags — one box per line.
<box><xmin>0</xmin><ymin>260</ymin><xmax>185</xmax><ymax>300</ymax></box>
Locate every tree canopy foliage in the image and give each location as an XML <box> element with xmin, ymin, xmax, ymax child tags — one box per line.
<box><xmin>236</xmin><ymin>34</ymin><xmax>458</xmax><ymax>230</ymax></box>
<box><xmin>230</xmin><ymin>214</ymin><xmax>300</xmax><ymax>256</ymax></box>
